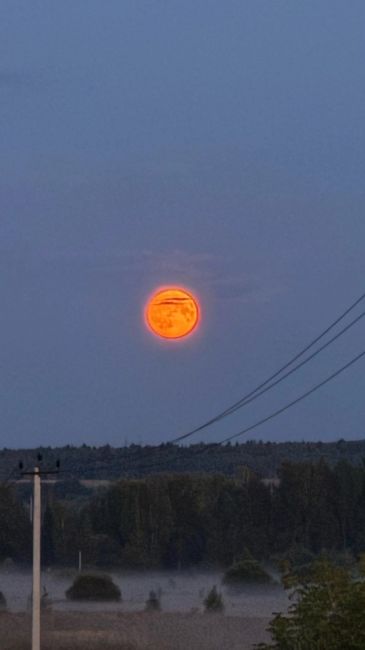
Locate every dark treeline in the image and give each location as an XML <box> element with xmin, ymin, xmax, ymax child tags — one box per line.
<box><xmin>0</xmin><ymin>485</ymin><xmax>32</xmax><ymax>564</ymax></box>
<box><xmin>1</xmin><ymin>459</ymin><xmax>365</xmax><ymax>570</ymax></box>
<box><xmin>0</xmin><ymin>439</ymin><xmax>364</xmax><ymax>480</ymax></box>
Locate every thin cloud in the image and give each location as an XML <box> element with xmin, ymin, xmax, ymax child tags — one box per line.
<box><xmin>2</xmin><ymin>246</ymin><xmax>282</xmax><ymax>304</ymax></box>
<box><xmin>116</xmin><ymin>250</ymin><xmax>278</xmax><ymax>304</ymax></box>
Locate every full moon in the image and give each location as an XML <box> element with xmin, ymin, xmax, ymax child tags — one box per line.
<box><xmin>145</xmin><ymin>287</ymin><xmax>200</xmax><ymax>339</ymax></box>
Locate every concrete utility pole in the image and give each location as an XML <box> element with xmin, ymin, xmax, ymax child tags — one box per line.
<box><xmin>20</xmin><ymin>457</ymin><xmax>60</xmax><ymax>650</ymax></box>
<box><xmin>32</xmin><ymin>467</ymin><xmax>41</xmax><ymax>650</ymax></box>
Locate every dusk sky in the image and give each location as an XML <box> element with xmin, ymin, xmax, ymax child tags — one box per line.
<box><xmin>1</xmin><ymin>1</ymin><xmax>364</xmax><ymax>448</ymax></box>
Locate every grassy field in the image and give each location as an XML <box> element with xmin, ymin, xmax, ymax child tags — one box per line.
<box><xmin>0</xmin><ymin>610</ymin><xmax>271</xmax><ymax>650</ymax></box>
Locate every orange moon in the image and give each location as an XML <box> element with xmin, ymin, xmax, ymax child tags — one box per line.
<box><xmin>145</xmin><ymin>287</ymin><xmax>200</xmax><ymax>339</ymax></box>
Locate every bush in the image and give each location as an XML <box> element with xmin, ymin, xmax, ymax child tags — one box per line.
<box><xmin>145</xmin><ymin>590</ymin><xmax>161</xmax><ymax>612</ymax></box>
<box><xmin>0</xmin><ymin>591</ymin><xmax>6</xmax><ymax>609</ymax></box>
<box><xmin>223</xmin><ymin>550</ymin><xmax>272</xmax><ymax>586</ymax></box>
<box><xmin>256</xmin><ymin>559</ymin><xmax>365</xmax><ymax>650</ymax></box>
<box><xmin>204</xmin><ymin>585</ymin><xmax>224</xmax><ymax>612</ymax></box>
<box><xmin>66</xmin><ymin>573</ymin><xmax>121</xmax><ymax>601</ymax></box>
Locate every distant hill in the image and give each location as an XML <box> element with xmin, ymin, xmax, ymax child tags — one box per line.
<box><xmin>0</xmin><ymin>438</ymin><xmax>364</xmax><ymax>483</ymax></box>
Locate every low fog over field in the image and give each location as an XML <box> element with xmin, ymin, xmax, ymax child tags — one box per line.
<box><xmin>0</xmin><ymin>566</ymin><xmax>291</xmax><ymax>649</ymax></box>
<box><xmin>0</xmin><ymin>566</ymin><xmax>289</xmax><ymax>617</ymax></box>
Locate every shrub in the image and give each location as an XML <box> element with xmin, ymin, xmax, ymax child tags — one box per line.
<box><xmin>66</xmin><ymin>573</ymin><xmax>121</xmax><ymax>601</ymax></box>
<box><xmin>145</xmin><ymin>590</ymin><xmax>161</xmax><ymax>611</ymax></box>
<box><xmin>223</xmin><ymin>550</ymin><xmax>272</xmax><ymax>586</ymax></box>
<box><xmin>255</xmin><ymin>559</ymin><xmax>365</xmax><ymax>650</ymax></box>
<box><xmin>204</xmin><ymin>585</ymin><xmax>224</xmax><ymax>612</ymax></box>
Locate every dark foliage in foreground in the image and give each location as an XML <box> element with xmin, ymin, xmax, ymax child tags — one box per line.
<box><xmin>256</xmin><ymin>558</ymin><xmax>365</xmax><ymax>650</ymax></box>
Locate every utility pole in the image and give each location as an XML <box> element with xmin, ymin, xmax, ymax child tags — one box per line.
<box><xmin>32</xmin><ymin>467</ymin><xmax>41</xmax><ymax>650</ymax></box>
<box><xmin>20</xmin><ymin>457</ymin><xmax>60</xmax><ymax>650</ymax></box>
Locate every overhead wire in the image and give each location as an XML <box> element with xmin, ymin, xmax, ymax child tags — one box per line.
<box><xmin>172</xmin><ymin>308</ymin><xmax>365</xmax><ymax>443</ymax></box>
<box><xmin>220</xmin><ymin>348</ymin><xmax>365</xmax><ymax>444</ymax></box>
<box><xmin>124</xmin><ymin>347</ymin><xmax>365</xmax><ymax>475</ymax></box>
<box><xmin>173</xmin><ymin>290</ymin><xmax>365</xmax><ymax>440</ymax></box>
<box><xmin>20</xmin><ymin>340</ymin><xmax>363</xmax><ymax>482</ymax></box>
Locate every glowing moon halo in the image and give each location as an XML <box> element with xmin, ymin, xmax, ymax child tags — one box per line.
<box><xmin>145</xmin><ymin>287</ymin><xmax>200</xmax><ymax>339</ymax></box>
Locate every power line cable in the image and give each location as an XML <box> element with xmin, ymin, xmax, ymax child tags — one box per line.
<box><xmin>49</xmin><ymin>318</ymin><xmax>365</xmax><ymax>480</ymax></box>
<box><xmin>172</xmin><ymin>309</ymin><xmax>365</xmax><ymax>443</ymax></box>
<box><xmin>37</xmin><ymin>336</ymin><xmax>363</xmax><ymax>481</ymax></box>
<box><xmin>174</xmin><ymin>290</ymin><xmax>365</xmax><ymax>440</ymax></box>
<box><xmin>220</xmin><ymin>348</ymin><xmax>365</xmax><ymax>445</ymax></box>
<box><xmin>126</xmin><ymin>347</ymin><xmax>365</xmax><ymax>475</ymax></box>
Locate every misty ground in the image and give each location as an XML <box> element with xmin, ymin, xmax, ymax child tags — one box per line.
<box><xmin>0</xmin><ymin>567</ymin><xmax>289</xmax><ymax>616</ymax></box>
<box><xmin>0</xmin><ymin>611</ymin><xmax>271</xmax><ymax>650</ymax></box>
<box><xmin>0</xmin><ymin>568</ymin><xmax>284</xmax><ymax>648</ymax></box>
